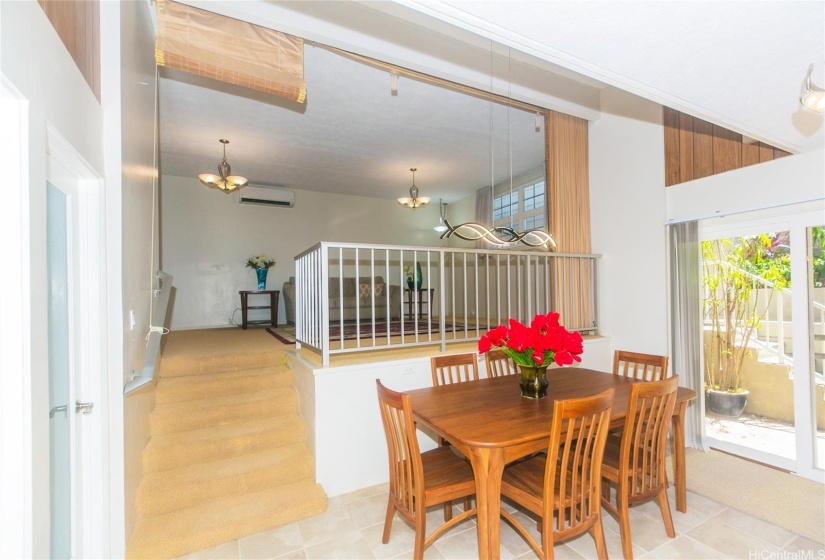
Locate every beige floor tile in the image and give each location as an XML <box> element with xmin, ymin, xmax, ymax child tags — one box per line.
<box><xmin>327</xmin><ymin>483</ymin><xmax>389</xmax><ymax>509</ymax></box>
<box><xmin>608</xmin><ymin>508</ymin><xmax>675</xmax><ymax>553</ymax></box>
<box><xmin>687</xmin><ymin>517</ymin><xmax>785</xmax><ymax>558</ymax></box>
<box><xmin>273</xmin><ymin>550</ymin><xmax>308</xmax><ymax>560</ymax></box>
<box><xmin>297</xmin><ymin>506</ymin><xmax>360</xmax><ymax>548</ymax></box>
<box><xmin>347</xmin><ymin>493</ymin><xmax>394</xmax><ymax>530</ymax></box>
<box><xmin>362</xmin><ymin>518</ymin><xmax>419</xmax><ymax>560</ymax></box>
<box><xmin>564</xmin><ymin>523</ymin><xmax>645</xmax><ymax>560</ymax></box>
<box><xmin>176</xmin><ymin>540</ymin><xmax>240</xmax><ymax>560</ymax></box>
<box><xmin>679</xmin><ymin>490</ymin><xmax>728</xmax><ymax>517</ymax></box>
<box><xmin>303</xmin><ymin>529</ymin><xmax>376</xmax><ymax>560</ymax></box>
<box><xmin>239</xmin><ymin>522</ymin><xmax>304</xmax><ymax>560</ymax></box>
<box><xmin>497</xmin><ymin>516</ymin><xmax>537</xmax><ymax>558</ymax></box>
<box><xmin>714</xmin><ymin>507</ymin><xmax>799</xmax><ymax>548</ymax></box>
<box><xmin>430</xmin><ymin>525</ymin><xmax>487</xmax><ymax>560</ymax></box>
<box><xmin>786</xmin><ymin>535</ymin><xmax>825</xmax><ymax>554</ymax></box>
<box><xmin>646</xmin><ymin>534</ymin><xmax>728</xmax><ymax>559</ymax></box>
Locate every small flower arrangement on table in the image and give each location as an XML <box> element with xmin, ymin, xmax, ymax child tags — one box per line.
<box><xmin>245</xmin><ymin>254</ymin><xmax>276</xmax><ymax>269</ymax></box>
<box><xmin>478</xmin><ymin>312</ymin><xmax>584</xmax><ymax>398</ymax></box>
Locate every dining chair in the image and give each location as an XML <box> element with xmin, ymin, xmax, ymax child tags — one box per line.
<box><xmin>430</xmin><ymin>353</ymin><xmax>479</xmax><ymax>385</ymax></box>
<box><xmin>600</xmin><ymin>375</ymin><xmax>679</xmax><ymax>560</ymax></box>
<box><xmin>612</xmin><ymin>350</ymin><xmax>669</xmax><ymax>381</ymax></box>
<box><xmin>485</xmin><ymin>349</ymin><xmax>518</xmax><ymax>377</ymax></box>
<box><xmin>499</xmin><ymin>388</ymin><xmax>615</xmax><ymax>560</ymax></box>
<box><xmin>429</xmin><ymin>352</ymin><xmax>479</xmax><ymax>519</ymax></box>
<box><xmin>375</xmin><ymin>380</ymin><xmax>477</xmax><ymax>560</ymax></box>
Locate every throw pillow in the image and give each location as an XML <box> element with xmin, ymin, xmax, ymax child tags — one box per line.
<box><xmin>359</xmin><ymin>283</ymin><xmax>384</xmax><ymax>297</ymax></box>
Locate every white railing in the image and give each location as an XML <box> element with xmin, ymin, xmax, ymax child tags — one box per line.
<box><xmin>294</xmin><ymin>242</ymin><xmax>600</xmax><ymax>366</ymax></box>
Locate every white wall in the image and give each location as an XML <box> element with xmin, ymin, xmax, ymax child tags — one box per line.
<box><xmin>118</xmin><ymin>0</ymin><xmax>160</xmax><ymax>546</ymax></box>
<box><xmin>589</xmin><ymin>86</ymin><xmax>669</xmax><ymax>356</ymax></box>
<box><xmin>295</xmin><ymin>337</ymin><xmax>611</xmax><ymax>497</ymax></box>
<box><xmin>0</xmin><ymin>3</ymin><xmax>106</xmax><ymax>556</ymax></box>
<box><xmin>666</xmin><ymin>149</ymin><xmax>824</xmax><ymax>223</ymax></box>
<box><xmin>160</xmin><ymin>175</ymin><xmax>452</xmax><ymax>329</ymax></box>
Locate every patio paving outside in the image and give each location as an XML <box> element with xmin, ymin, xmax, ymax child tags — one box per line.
<box><xmin>705</xmin><ymin>412</ymin><xmax>825</xmax><ymax>466</ymax></box>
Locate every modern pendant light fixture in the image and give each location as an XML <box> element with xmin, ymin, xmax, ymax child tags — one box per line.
<box><xmin>800</xmin><ymin>64</ymin><xmax>825</xmax><ymax>113</ymax></box>
<box><xmin>433</xmin><ymin>199</ymin><xmax>448</xmax><ymax>233</ymax></box>
<box><xmin>397</xmin><ymin>168</ymin><xmax>430</xmax><ymax>209</ymax></box>
<box><xmin>199</xmin><ymin>139</ymin><xmax>248</xmax><ymax>193</ymax></box>
<box><xmin>440</xmin><ymin>45</ymin><xmax>556</xmax><ymax>249</ymax></box>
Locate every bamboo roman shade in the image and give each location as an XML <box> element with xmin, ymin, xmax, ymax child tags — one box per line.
<box><xmin>155</xmin><ymin>0</ymin><xmax>306</xmax><ymax>103</ymax></box>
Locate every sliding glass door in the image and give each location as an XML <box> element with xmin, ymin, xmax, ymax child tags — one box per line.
<box><xmin>699</xmin><ymin>202</ymin><xmax>824</xmax><ymax>482</ymax></box>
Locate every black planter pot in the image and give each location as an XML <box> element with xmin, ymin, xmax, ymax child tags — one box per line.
<box><xmin>705</xmin><ymin>389</ymin><xmax>749</xmax><ymax>417</ymax></box>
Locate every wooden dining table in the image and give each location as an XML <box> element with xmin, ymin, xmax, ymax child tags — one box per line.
<box><xmin>406</xmin><ymin>367</ymin><xmax>697</xmax><ymax>560</ymax></box>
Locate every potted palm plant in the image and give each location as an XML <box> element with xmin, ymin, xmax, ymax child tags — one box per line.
<box><xmin>702</xmin><ymin>236</ymin><xmax>788</xmax><ymax>417</ymax></box>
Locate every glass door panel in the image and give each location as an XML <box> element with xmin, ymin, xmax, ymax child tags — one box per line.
<box><xmin>809</xmin><ymin>226</ymin><xmax>825</xmax><ymax>469</ymax></box>
<box><xmin>702</xmin><ymin>232</ymin><xmax>797</xmax><ymax>462</ymax></box>
<box><xmin>47</xmin><ymin>182</ymin><xmax>72</xmax><ymax>559</ymax></box>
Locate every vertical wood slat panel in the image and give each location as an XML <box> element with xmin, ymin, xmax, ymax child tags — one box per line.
<box><xmin>36</xmin><ymin>0</ymin><xmax>100</xmax><ymax>101</ymax></box>
<box><xmin>663</xmin><ymin>108</ymin><xmax>681</xmax><ymax>186</ymax></box>
<box><xmin>678</xmin><ymin>113</ymin><xmax>694</xmax><ymax>183</ymax></box>
<box><xmin>742</xmin><ymin>142</ymin><xmax>760</xmax><ymax>167</ymax></box>
<box><xmin>773</xmin><ymin>148</ymin><xmax>790</xmax><ymax>159</ymax></box>
<box><xmin>712</xmin><ymin>125</ymin><xmax>742</xmax><ymax>173</ymax></box>
<box><xmin>693</xmin><ymin>119</ymin><xmax>714</xmax><ymax>179</ymax></box>
<box><xmin>758</xmin><ymin>142</ymin><xmax>775</xmax><ymax>163</ymax></box>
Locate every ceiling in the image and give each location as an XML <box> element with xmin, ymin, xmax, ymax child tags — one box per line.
<box><xmin>159</xmin><ymin>0</ymin><xmax>824</xmax><ymax>203</ymax></box>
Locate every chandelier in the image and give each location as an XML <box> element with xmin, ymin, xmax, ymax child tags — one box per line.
<box><xmin>198</xmin><ymin>139</ymin><xmax>248</xmax><ymax>193</ymax></box>
<box><xmin>439</xmin><ymin>44</ymin><xmax>556</xmax><ymax>250</ymax></box>
<box><xmin>397</xmin><ymin>168</ymin><xmax>430</xmax><ymax>209</ymax></box>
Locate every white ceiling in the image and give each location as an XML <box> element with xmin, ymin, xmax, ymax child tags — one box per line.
<box><xmin>160</xmin><ymin>0</ymin><xmax>825</xmax><ymax>203</ymax></box>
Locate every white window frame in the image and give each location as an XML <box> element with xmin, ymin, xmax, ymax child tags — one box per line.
<box><xmin>493</xmin><ymin>174</ymin><xmax>546</xmax><ymax>235</ymax></box>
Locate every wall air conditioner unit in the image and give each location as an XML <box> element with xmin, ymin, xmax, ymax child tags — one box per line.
<box><xmin>238</xmin><ymin>186</ymin><xmax>295</xmax><ymax>208</ymax></box>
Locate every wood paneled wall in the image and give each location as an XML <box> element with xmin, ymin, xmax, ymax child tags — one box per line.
<box><xmin>664</xmin><ymin>108</ymin><xmax>790</xmax><ymax>187</ymax></box>
<box><xmin>37</xmin><ymin>0</ymin><xmax>101</xmax><ymax>102</ymax></box>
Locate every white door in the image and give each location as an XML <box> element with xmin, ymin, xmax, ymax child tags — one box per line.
<box><xmin>47</xmin><ymin>156</ymin><xmax>94</xmax><ymax>558</ymax></box>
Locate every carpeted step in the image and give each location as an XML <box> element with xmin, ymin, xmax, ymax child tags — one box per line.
<box><xmin>143</xmin><ymin>416</ymin><xmax>306</xmax><ymax>473</ymax></box>
<box><xmin>126</xmin><ymin>479</ymin><xmax>327</xmax><ymax>560</ymax></box>
<box><xmin>158</xmin><ymin>343</ymin><xmax>287</xmax><ymax>378</ymax></box>
<box><xmin>149</xmin><ymin>388</ymin><xmax>297</xmax><ymax>436</ymax></box>
<box><xmin>135</xmin><ymin>443</ymin><xmax>314</xmax><ymax>518</ymax></box>
<box><xmin>155</xmin><ymin>365</ymin><xmax>292</xmax><ymax>404</ymax></box>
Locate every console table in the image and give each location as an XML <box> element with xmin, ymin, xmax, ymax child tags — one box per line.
<box><xmin>404</xmin><ymin>288</ymin><xmax>434</xmax><ymax>319</ymax></box>
<box><xmin>239</xmin><ymin>290</ymin><xmax>280</xmax><ymax>330</ymax></box>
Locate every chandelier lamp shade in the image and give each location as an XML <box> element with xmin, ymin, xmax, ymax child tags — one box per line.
<box><xmin>800</xmin><ymin>64</ymin><xmax>825</xmax><ymax>113</ymax></box>
<box><xmin>396</xmin><ymin>168</ymin><xmax>430</xmax><ymax>209</ymax></box>
<box><xmin>199</xmin><ymin>139</ymin><xmax>248</xmax><ymax>193</ymax></box>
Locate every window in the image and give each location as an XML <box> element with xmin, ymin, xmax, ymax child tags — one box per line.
<box><xmin>494</xmin><ymin>179</ymin><xmax>546</xmax><ymax>234</ymax></box>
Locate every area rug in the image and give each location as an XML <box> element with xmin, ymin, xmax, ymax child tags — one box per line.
<box><xmin>267</xmin><ymin>321</ymin><xmax>467</xmax><ymax>345</ymax></box>
<box><xmin>673</xmin><ymin>448</ymin><xmax>825</xmax><ymax>544</ymax></box>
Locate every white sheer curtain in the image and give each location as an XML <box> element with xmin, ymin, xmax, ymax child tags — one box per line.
<box><xmin>669</xmin><ymin>220</ymin><xmax>708</xmax><ymax>450</ymax></box>
<box><xmin>475</xmin><ymin>185</ymin><xmax>494</xmax><ymax>249</ymax></box>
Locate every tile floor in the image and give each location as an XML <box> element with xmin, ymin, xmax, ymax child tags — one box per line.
<box><xmin>176</xmin><ymin>483</ymin><xmax>825</xmax><ymax>560</ymax></box>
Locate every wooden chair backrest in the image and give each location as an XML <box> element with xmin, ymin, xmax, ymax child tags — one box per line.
<box><xmin>545</xmin><ymin>388</ymin><xmax>615</xmax><ymax>541</ymax></box>
<box><xmin>619</xmin><ymin>375</ymin><xmax>679</xmax><ymax>501</ymax></box>
<box><xmin>612</xmin><ymin>350</ymin><xmax>668</xmax><ymax>381</ymax></box>
<box><xmin>376</xmin><ymin>380</ymin><xmax>423</xmax><ymax>524</ymax></box>
<box><xmin>430</xmin><ymin>353</ymin><xmax>479</xmax><ymax>386</ymax></box>
<box><xmin>486</xmin><ymin>349</ymin><xmax>517</xmax><ymax>378</ymax></box>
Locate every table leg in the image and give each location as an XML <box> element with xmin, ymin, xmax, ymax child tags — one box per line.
<box><xmin>467</xmin><ymin>446</ymin><xmax>506</xmax><ymax>560</ymax></box>
<box><xmin>671</xmin><ymin>401</ymin><xmax>688</xmax><ymax>513</ymax></box>
<box><xmin>240</xmin><ymin>292</ymin><xmax>249</xmax><ymax>330</ymax></box>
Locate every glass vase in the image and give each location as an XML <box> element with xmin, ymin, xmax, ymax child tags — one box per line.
<box><xmin>256</xmin><ymin>268</ymin><xmax>268</xmax><ymax>291</ymax></box>
<box><xmin>518</xmin><ymin>365</ymin><xmax>549</xmax><ymax>399</ymax></box>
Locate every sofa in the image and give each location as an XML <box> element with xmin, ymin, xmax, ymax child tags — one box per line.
<box><xmin>283</xmin><ymin>276</ymin><xmax>402</xmax><ymax>325</ymax></box>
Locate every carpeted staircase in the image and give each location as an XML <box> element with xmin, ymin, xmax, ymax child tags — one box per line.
<box><xmin>126</xmin><ymin>338</ymin><xmax>326</xmax><ymax>559</ymax></box>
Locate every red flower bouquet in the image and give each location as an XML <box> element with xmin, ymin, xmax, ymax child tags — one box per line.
<box><xmin>478</xmin><ymin>312</ymin><xmax>584</xmax><ymax>367</ymax></box>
